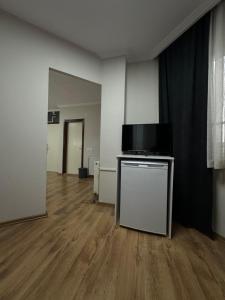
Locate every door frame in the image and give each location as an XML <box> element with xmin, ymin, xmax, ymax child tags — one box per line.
<box><xmin>62</xmin><ymin>119</ymin><xmax>85</xmax><ymax>174</ymax></box>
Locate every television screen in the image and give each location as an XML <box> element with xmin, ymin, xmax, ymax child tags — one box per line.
<box><xmin>122</xmin><ymin>124</ymin><xmax>172</xmax><ymax>155</ymax></box>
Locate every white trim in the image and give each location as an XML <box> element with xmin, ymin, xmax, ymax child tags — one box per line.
<box><xmin>168</xmin><ymin>160</ymin><xmax>174</xmax><ymax>239</ymax></box>
<box><xmin>48</xmin><ymin>109</ymin><xmax>60</xmax><ymax>112</ymax></box>
<box><xmin>150</xmin><ymin>0</ymin><xmax>220</xmax><ymax>59</ymax></box>
<box><xmin>57</xmin><ymin>102</ymin><xmax>100</xmax><ymax>108</ymax></box>
<box><xmin>99</xmin><ymin>167</ymin><xmax>117</xmax><ymax>172</ymax></box>
<box><xmin>117</xmin><ymin>154</ymin><xmax>174</xmax><ymax>161</ymax></box>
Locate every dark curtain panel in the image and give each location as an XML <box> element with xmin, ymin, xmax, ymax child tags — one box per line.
<box><xmin>159</xmin><ymin>13</ymin><xmax>213</xmax><ymax>236</ymax></box>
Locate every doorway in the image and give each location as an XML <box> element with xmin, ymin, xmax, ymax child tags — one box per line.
<box><xmin>47</xmin><ymin>68</ymin><xmax>101</xmax><ymax>206</ymax></box>
<box><xmin>62</xmin><ymin>119</ymin><xmax>84</xmax><ymax>175</ymax></box>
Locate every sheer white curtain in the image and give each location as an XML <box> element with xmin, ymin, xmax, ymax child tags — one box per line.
<box><xmin>208</xmin><ymin>0</ymin><xmax>225</xmax><ymax>169</ymax></box>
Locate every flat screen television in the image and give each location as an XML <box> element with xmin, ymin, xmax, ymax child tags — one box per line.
<box><xmin>122</xmin><ymin>124</ymin><xmax>172</xmax><ymax>155</ymax></box>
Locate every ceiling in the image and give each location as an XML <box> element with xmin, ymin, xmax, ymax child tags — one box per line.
<box><xmin>0</xmin><ymin>0</ymin><xmax>220</xmax><ymax>62</ymax></box>
<box><xmin>48</xmin><ymin>69</ymin><xmax>101</xmax><ymax>110</ymax></box>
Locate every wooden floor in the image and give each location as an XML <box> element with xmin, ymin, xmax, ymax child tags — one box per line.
<box><xmin>0</xmin><ymin>173</ymin><xmax>225</xmax><ymax>300</ymax></box>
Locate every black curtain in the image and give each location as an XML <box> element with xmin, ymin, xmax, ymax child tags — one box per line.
<box><xmin>159</xmin><ymin>13</ymin><xmax>213</xmax><ymax>236</ymax></box>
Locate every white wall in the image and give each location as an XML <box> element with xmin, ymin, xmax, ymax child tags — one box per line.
<box><xmin>0</xmin><ymin>11</ymin><xmax>101</xmax><ymax>222</ymax></box>
<box><xmin>98</xmin><ymin>58</ymin><xmax>158</xmax><ymax>204</ymax></box>
<box><xmin>99</xmin><ymin>57</ymin><xmax>126</xmax><ymax>204</ymax></box>
<box><xmin>126</xmin><ymin>60</ymin><xmax>159</xmax><ymax>124</ymax></box>
<box><xmin>47</xmin><ymin>124</ymin><xmax>60</xmax><ymax>172</ymax></box>
<box><xmin>58</xmin><ymin>104</ymin><xmax>101</xmax><ymax>174</ymax></box>
<box><xmin>2</xmin><ymin>9</ymin><xmax>224</xmax><ymax>234</ymax></box>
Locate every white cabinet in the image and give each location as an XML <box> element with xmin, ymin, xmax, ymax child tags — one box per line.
<box><xmin>116</xmin><ymin>155</ymin><xmax>174</xmax><ymax>238</ymax></box>
<box><xmin>120</xmin><ymin>161</ymin><xmax>168</xmax><ymax>235</ymax></box>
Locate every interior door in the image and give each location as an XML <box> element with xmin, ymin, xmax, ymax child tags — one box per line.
<box><xmin>66</xmin><ymin>122</ymin><xmax>83</xmax><ymax>175</ymax></box>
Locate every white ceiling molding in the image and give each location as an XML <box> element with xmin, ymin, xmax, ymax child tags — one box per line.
<box><xmin>150</xmin><ymin>0</ymin><xmax>221</xmax><ymax>58</ymax></box>
<box><xmin>57</xmin><ymin>102</ymin><xmax>101</xmax><ymax>109</ymax></box>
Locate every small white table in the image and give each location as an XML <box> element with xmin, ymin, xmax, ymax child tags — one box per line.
<box><xmin>116</xmin><ymin>154</ymin><xmax>174</xmax><ymax>239</ymax></box>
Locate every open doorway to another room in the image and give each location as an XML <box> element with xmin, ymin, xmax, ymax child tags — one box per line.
<box><xmin>62</xmin><ymin>119</ymin><xmax>84</xmax><ymax>175</ymax></box>
<box><xmin>47</xmin><ymin>68</ymin><xmax>101</xmax><ymax>206</ymax></box>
